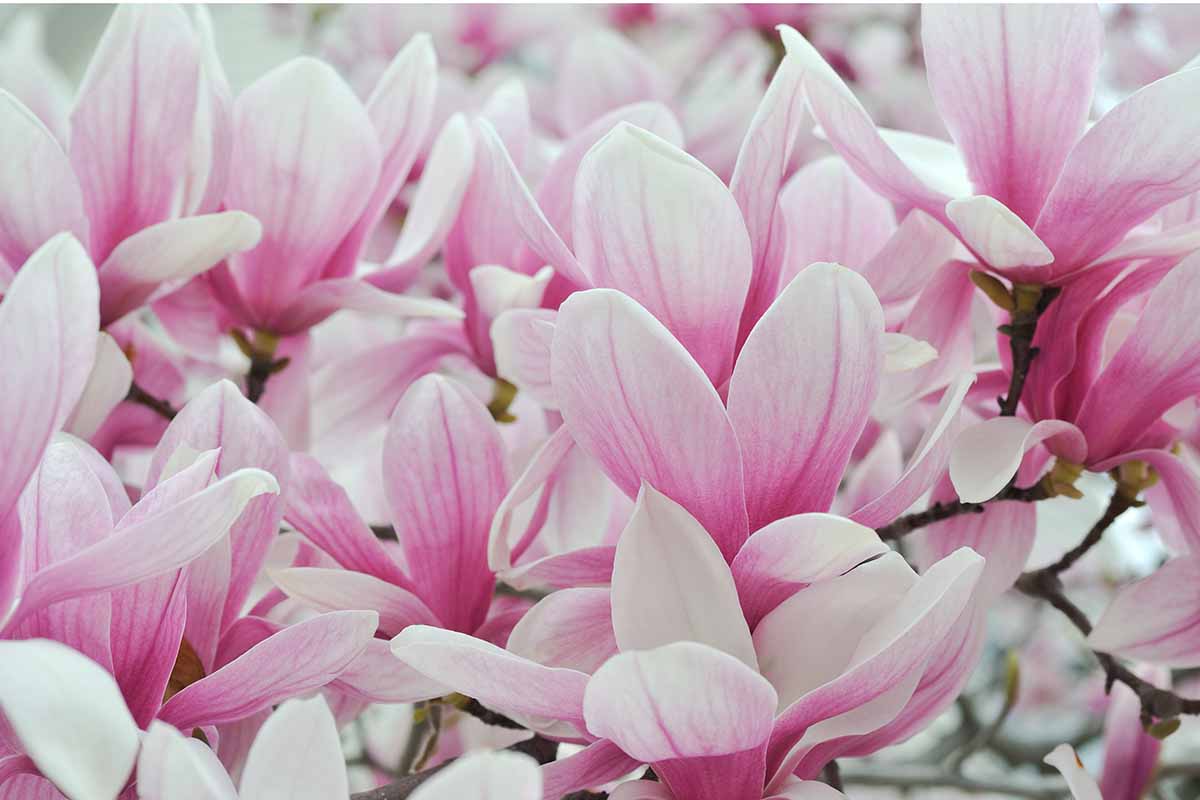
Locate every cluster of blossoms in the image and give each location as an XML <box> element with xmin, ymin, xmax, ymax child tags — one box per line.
<box><xmin>4</xmin><ymin>3</ymin><xmax>1200</xmax><ymax>799</ymax></box>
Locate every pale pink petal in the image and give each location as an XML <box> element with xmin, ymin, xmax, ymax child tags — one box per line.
<box><xmin>159</xmin><ymin>610</ymin><xmax>378</xmax><ymax>731</ymax></box>
<box><xmin>63</xmin><ymin>333</ymin><xmax>132</xmax><ymax>441</ymax></box>
<box><xmin>329</xmin><ymin>638</ymin><xmax>450</xmax><ymax>704</ymax></box>
<box><xmin>551</xmin><ymin>289</ymin><xmax>748</xmax><ymax>560</ymax></box>
<box><xmin>489</xmin><ymin>426</ymin><xmax>576</xmax><ymax>572</ymax></box>
<box><xmin>137</xmin><ymin>721</ymin><xmax>238</xmax><ymax>800</ymax></box>
<box><xmin>0</xmin><ymin>639</ymin><xmax>138</xmax><ymax>800</ymax></box>
<box><xmin>326</xmin><ymin>34</ymin><xmax>437</xmax><ymax>280</ymax></box>
<box><xmin>766</xmin><ymin>548</ymin><xmax>984</xmax><ymax>782</ymax></box>
<box><xmin>945</xmin><ymin>195</ymin><xmax>1053</xmax><ymax>270</ymax></box>
<box><xmin>501</xmin><ymin>547</ymin><xmax>618</xmax><ymax>592</ymax></box>
<box><xmin>0</xmin><ymin>233</ymin><xmax>99</xmax><ymax>517</ymax></box>
<box><xmin>858</xmin><ymin>211</ymin><xmax>959</xmax><ymax>307</ymax></box>
<box><xmin>69</xmin><ymin>5</ymin><xmax>200</xmax><ymax>261</ymax></box>
<box><xmin>274</xmin><ymin>277</ymin><xmax>462</xmax><ymax>334</ymax></box>
<box><xmin>572</xmin><ymin>123</ymin><xmax>751</xmax><ymax>384</ymax></box>
<box><xmin>108</xmin><ymin>574</ymin><xmax>187</xmax><ymax>728</ymax></box>
<box><xmin>507</xmin><ymin>588</ymin><xmax>617</xmax><ymax>674</ymax></box>
<box><xmin>754</xmin><ymin>553</ymin><xmax>915</xmax><ymax>707</ymax></box>
<box><xmin>390</xmin><ymin>625</ymin><xmax>589</xmax><ymax>726</ymax></box>
<box><xmin>0</xmin><ymin>91</ymin><xmax>87</xmax><ymax>270</ymax></box>
<box><xmin>1076</xmin><ymin>254</ymin><xmax>1200</xmax><ymax>463</ymax></box>
<box><xmin>611</xmin><ymin>485</ymin><xmax>756</xmax><ymax>668</ymax></box>
<box><xmin>96</xmin><ymin>212</ymin><xmax>262</xmax><ymax>325</ymax></box>
<box><xmin>921</xmin><ymin>5</ymin><xmax>1101</xmax><ymax>222</ymax></box>
<box><xmin>555</xmin><ymin>30</ymin><xmax>669</xmax><ymax>133</ymax></box>
<box><xmin>270</xmin><ymin>567</ymin><xmax>438</xmax><ymax>637</ymax></box>
<box><xmin>383</xmin><ymin>374</ymin><xmax>508</xmax><ymax>632</ymax></box>
<box><xmin>284</xmin><ymin>453</ymin><xmax>408</xmax><ymax>586</ymax></box>
<box><xmin>0</xmin><ymin>13</ymin><xmax>71</xmax><ymax>144</ymax></box>
<box><xmin>778</xmin><ymin>156</ymin><xmax>897</xmax><ymax>285</ymax></box>
<box><xmin>851</xmin><ymin>373</ymin><xmax>974</xmax><ymax>528</ymax></box>
<box><xmin>1045</xmin><ymin>744</ymin><xmax>1102</xmax><ymax>800</ymax></box>
<box><xmin>1035</xmin><ymin>68</ymin><xmax>1200</xmax><ymax>277</ymax></box>
<box><xmin>882</xmin><ymin>333</ymin><xmax>937</xmax><ymax>373</ymax></box>
<box><xmin>949</xmin><ymin>417</ymin><xmax>1086</xmax><ymax>503</ymax></box>
<box><xmin>584</xmin><ymin>642</ymin><xmax>776</xmax><ymax>800</ymax></box>
<box><xmin>1100</xmin><ymin>666</ymin><xmax>1168</xmax><ymax>800</ymax></box>
<box><xmin>911</xmin><ymin>497</ymin><xmax>1038</xmax><ymax>600</ymax></box>
<box><xmin>179</xmin><ymin>5</ymin><xmax>232</xmax><ymax>217</ymax></box>
<box><xmin>1088</xmin><ymin>557</ymin><xmax>1200</xmax><ymax>666</ymax></box>
<box><xmin>728</xmin><ymin>263</ymin><xmax>884</xmax><ymax>530</ymax></box>
<box><xmin>239</xmin><ymin>697</ymin><xmax>347</xmax><ymax>800</ymax></box>
<box><xmin>222</xmin><ymin>57</ymin><xmax>380</xmax><ymax>325</ymax></box>
<box><xmin>410</xmin><ymin>751</ymin><xmax>541</xmax><ymax>800</ymax></box>
<box><xmin>492</xmin><ymin>309</ymin><xmax>557</xmax><ymax>410</ymax></box>
<box><xmin>541</xmin><ymin>740</ymin><xmax>643</xmax><ymax>800</ymax></box>
<box><xmin>732</xmin><ymin>513</ymin><xmax>891</xmax><ymax>627</ymax></box>
<box><xmin>467</xmin><ymin>265</ymin><xmax>553</xmax><ymax>370</ymax></box>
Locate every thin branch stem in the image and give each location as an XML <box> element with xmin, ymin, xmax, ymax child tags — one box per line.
<box><xmin>998</xmin><ymin>285</ymin><xmax>1060</xmax><ymax>417</ymax></box>
<box><xmin>1040</xmin><ymin>487</ymin><xmax>1134</xmax><ymax>576</ymax></box>
<box><xmin>126</xmin><ymin>380</ymin><xmax>178</xmax><ymax>421</ymax></box>
<box><xmin>876</xmin><ymin>481</ymin><xmax>1050</xmax><ymax>541</ymax></box>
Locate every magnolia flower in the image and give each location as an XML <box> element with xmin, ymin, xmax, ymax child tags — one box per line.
<box><xmin>0</xmin><ymin>6</ymin><xmax>263</xmax><ymax>327</ymax></box>
<box><xmin>778</xmin><ymin>6</ymin><xmax>1200</xmax><ymax>287</ymax></box>
<box><xmin>393</xmin><ymin>484</ymin><xmax>983</xmax><ymax>797</ymax></box>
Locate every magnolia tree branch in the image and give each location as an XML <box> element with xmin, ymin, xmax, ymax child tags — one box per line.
<box><xmin>126</xmin><ymin>380</ymin><xmax>178</xmax><ymax>421</ymax></box>
<box><xmin>997</xmin><ymin>284</ymin><xmax>1060</xmax><ymax>417</ymax></box>
<box><xmin>875</xmin><ymin>482</ymin><xmax>1050</xmax><ymax>541</ymax></box>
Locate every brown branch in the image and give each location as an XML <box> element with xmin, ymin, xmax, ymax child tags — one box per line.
<box><xmin>875</xmin><ymin>482</ymin><xmax>1050</xmax><ymax>541</ymax></box>
<box><xmin>997</xmin><ymin>285</ymin><xmax>1060</xmax><ymax>417</ymax></box>
<box><xmin>126</xmin><ymin>381</ymin><xmax>178</xmax><ymax>421</ymax></box>
<box><xmin>231</xmin><ymin>329</ymin><xmax>289</xmax><ymax>404</ymax></box>
<box><xmin>1040</xmin><ymin>487</ymin><xmax>1135</xmax><ymax>576</ymax></box>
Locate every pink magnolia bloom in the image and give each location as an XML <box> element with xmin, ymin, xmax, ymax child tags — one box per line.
<box><xmin>392</xmin><ymin>484</ymin><xmax>984</xmax><ymax>798</ymax></box>
<box><xmin>0</xmin><ymin>6</ymin><xmax>264</xmax><ymax>327</ymax></box>
<box><xmin>1088</xmin><ymin>557</ymin><xmax>1200</xmax><ymax>667</ymax></box>
<box><xmin>777</xmin><ymin>7</ymin><xmax>1200</xmax><ymax>287</ymax></box>
<box><xmin>197</xmin><ymin>36</ymin><xmax>462</xmax><ymax>338</ymax></box>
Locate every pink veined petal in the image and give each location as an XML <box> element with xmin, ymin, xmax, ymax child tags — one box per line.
<box><xmin>1099</xmin><ymin>666</ymin><xmax>1168</xmax><ymax>800</ymax></box>
<box><xmin>1035</xmin><ymin>67</ymin><xmax>1200</xmax><ymax>279</ymax></box>
<box><xmin>0</xmin><ymin>233</ymin><xmax>99</xmax><ymax>519</ymax></box>
<box><xmin>108</xmin><ymin>573</ymin><xmax>188</xmax><ymax>728</ymax></box>
<box><xmin>368</xmin><ymin>114</ymin><xmax>476</xmax><ymax>291</ymax></box>
<box><xmin>949</xmin><ymin>417</ymin><xmax>1086</xmax><ymax>503</ymax></box>
<box><xmin>551</xmin><ymin>289</ymin><xmax>748</xmax><ymax>561</ymax></box>
<box><xmin>137</xmin><ymin>721</ymin><xmax>238</xmax><ymax>800</ymax></box>
<box><xmin>1045</xmin><ymin>744</ymin><xmax>1103</xmax><ymax>800</ymax></box>
<box><xmin>583</xmin><ymin>642</ymin><xmax>777</xmax><ymax>800</ymax></box>
<box><xmin>0</xmin><ymin>90</ymin><xmax>87</xmax><ymax>270</ymax></box>
<box><xmin>609</xmin><ymin>780</ymin><xmax>674</xmax><ymax>800</ymax></box>
<box><xmin>1075</xmin><ymin>254</ymin><xmax>1200</xmax><ymax>463</ymax></box>
<box><xmin>732</xmin><ymin>513</ymin><xmax>891</xmax><ymax>628</ymax></box>
<box><xmin>0</xmin><ymin>639</ymin><xmax>139</xmax><ymax>800</ymax></box>
<box><xmin>178</xmin><ymin>5</ymin><xmax>232</xmax><ymax>217</ymax></box>
<box><xmin>728</xmin><ymin>263</ymin><xmax>884</xmax><ymax>530</ymax></box>
<box><xmin>531</xmin><ymin>101</ymin><xmax>684</xmax><ymax>262</ymax></box>
<box><xmin>69</xmin><ymin>4</ymin><xmax>201</xmax><ymax>262</ymax></box>
<box><xmin>1113</xmin><ymin>448</ymin><xmax>1200</xmax><ymax>554</ymax></box>
<box><xmin>96</xmin><ymin>212</ymin><xmax>262</xmax><ymax>326</ymax></box>
<box><xmin>765</xmin><ymin>548</ymin><xmax>984</xmax><ymax>783</ymax></box>
<box><xmin>611</xmin><ymin>485</ymin><xmax>757</xmax><ymax>669</ymax></box>
<box><xmin>273</xmin><ymin>277</ymin><xmax>462</xmax><ymax>335</ymax></box>
<box><xmin>148</xmin><ymin>380</ymin><xmax>290</xmax><ymax>630</ymax></box>
<box><xmin>754</xmin><ymin>553</ymin><xmax>916</xmax><ymax>708</ymax></box>
<box><xmin>383</xmin><ymin>374</ymin><xmax>508</xmax><ymax>633</ymax></box>
<box><xmin>729</xmin><ymin>39</ymin><xmax>805</xmax><ymax>345</ymax></box>
<box><xmin>159</xmin><ymin>610</ymin><xmax>378</xmax><ymax>731</ymax></box>
<box><xmin>489</xmin><ymin>425</ymin><xmax>576</xmax><ymax>572</ymax></box>
<box><xmin>329</xmin><ymin>638</ymin><xmax>451</xmax><ymax>704</ymax></box>
<box><xmin>554</xmin><ymin>30</ymin><xmax>669</xmax><ymax>134</ymax></box>
<box><xmin>573</xmin><ymin>123</ymin><xmax>752</xmax><ymax>385</ymax></box>
<box><xmin>409</xmin><ymin>751</ymin><xmax>542</xmax><ymax>800</ymax></box>
<box><xmin>492</xmin><ymin>309</ymin><xmax>558</xmax><ymax>410</ymax></box>
<box><xmin>850</xmin><ymin>373</ymin><xmax>974</xmax><ymax>528</ymax></box>
<box><xmin>238</xmin><ymin>697</ymin><xmax>348</xmax><ymax>800</ymax></box>
<box><xmin>921</xmin><ymin>5</ymin><xmax>1102</xmax><ymax>223</ymax></box>
<box><xmin>8</xmin><ymin>455</ymin><xmax>278</xmax><ymax>630</ymax></box>
<box><xmin>858</xmin><ymin>211</ymin><xmax>959</xmax><ymax>308</ymax></box>
<box><xmin>507</xmin><ymin>588</ymin><xmax>618</xmax><ymax>674</ymax></box>
<box><xmin>1087</xmin><ymin>557</ymin><xmax>1200</xmax><ymax>666</ymax></box>
<box><xmin>945</xmin><ymin>195</ymin><xmax>1053</xmax><ymax>271</ymax></box>
<box><xmin>781</xmin><ymin>26</ymin><xmax>951</xmax><ymax>223</ymax></box>
<box><xmin>466</xmin><ymin>265</ymin><xmax>553</xmax><ymax>372</ymax></box>
<box><xmin>64</xmin><ymin>333</ymin><xmax>133</xmax><ymax>441</ymax></box>
<box><xmin>390</xmin><ymin>625</ymin><xmax>590</xmax><ymax>726</ymax></box>
<box><xmin>500</xmin><ymin>546</ymin><xmax>618</xmax><ymax>592</ymax></box>
<box><xmin>777</xmin><ymin>156</ymin><xmax>897</xmax><ymax>287</ymax></box>
<box><xmin>541</xmin><ymin>740</ymin><xmax>643</xmax><ymax>800</ymax></box>
<box><xmin>326</xmin><ymin>34</ymin><xmax>437</xmax><ymax>280</ymax></box>
<box><xmin>284</xmin><ymin>453</ymin><xmax>409</xmax><ymax>587</ymax></box>
<box><xmin>270</xmin><ymin>567</ymin><xmax>439</xmax><ymax>637</ymax></box>
<box><xmin>222</xmin><ymin>57</ymin><xmax>380</xmax><ymax>326</ymax></box>
<box><xmin>911</xmin><ymin>496</ymin><xmax>1038</xmax><ymax>601</ymax></box>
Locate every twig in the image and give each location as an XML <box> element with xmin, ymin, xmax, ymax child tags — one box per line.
<box><xmin>1040</xmin><ymin>487</ymin><xmax>1135</xmax><ymax>576</ymax></box>
<box><xmin>231</xmin><ymin>329</ymin><xmax>289</xmax><ymax>404</ymax></box>
<box><xmin>822</xmin><ymin>760</ymin><xmax>844</xmax><ymax>791</ymax></box>
<box><xmin>875</xmin><ymin>482</ymin><xmax>1050</xmax><ymax>541</ymax></box>
<box><xmin>998</xmin><ymin>285</ymin><xmax>1060</xmax><ymax>417</ymax></box>
<box><xmin>126</xmin><ymin>380</ymin><xmax>178</xmax><ymax>421</ymax></box>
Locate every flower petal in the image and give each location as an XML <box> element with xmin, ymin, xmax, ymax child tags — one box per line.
<box><xmin>949</xmin><ymin>417</ymin><xmax>1086</xmax><ymax>503</ymax></box>
<box><xmin>1088</xmin><ymin>557</ymin><xmax>1200</xmax><ymax>666</ymax></box>
<box><xmin>270</xmin><ymin>567</ymin><xmax>438</xmax><ymax>637</ymax></box>
<box><xmin>238</xmin><ymin>697</ymin><xmax>347</xmax><ymax>800</ymax></box>
<box><xmin>410</xmin><ymin>751</ymin><xmax>542</xmax><ymax>800</ymax></box>
<box><xmin>64</xmin><ymin>332</ymin><xmax>132</xmax><ymax>441</ymax></box>
<box><xmin>137</xmin><ymin>721</ymin><xmax>238</xmax><ymax>800</ymax></box>
<box><xmin>507</xmin><ymin>588</ymin><xmax>617</xmax><ymax>674</ymax></box>
<box><xmin>946</xmin><ymin>195</ymin><xmax>1053</xmax><ymax>270</ymax></box>
<box><xmin>1045</xmin><ymin>744</ymin><xmax>1102</xmax><ymax>800</ymax></box>
<box><xmin>541</xmin><ymin>740</ymin><xmax>643</xmax><ymax>800</ymax></box>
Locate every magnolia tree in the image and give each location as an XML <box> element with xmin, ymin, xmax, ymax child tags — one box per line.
<box><xmin>3</xmin><ymin>3</ymin><xmax>1200</xmax><ymax>799</ymax></box>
